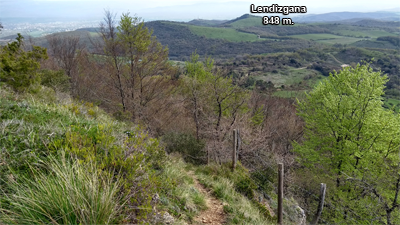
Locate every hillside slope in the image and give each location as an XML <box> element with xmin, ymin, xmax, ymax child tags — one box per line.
<box><xmin>1</xmin><ymin>85</ymin><xmax>307</xmax><ymax>224</ymax></box>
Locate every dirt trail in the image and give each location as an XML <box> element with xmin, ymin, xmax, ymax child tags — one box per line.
<box><xmin>328</xmin><ymin>53</ymin><xmax>347</xmax><ymax>66</ymax></box>
<box><xmin>294</xmin><ymin>66</ymin><xmax>307</xmax><ymax>70</ymax></box>
<box><xmin>188</xmin><ymin>171</ymin><xmax>226</xmax><ymax>225</ymax></box>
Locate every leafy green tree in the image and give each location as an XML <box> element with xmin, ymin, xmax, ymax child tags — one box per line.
<box><xmin>181</xmin><ymin>53</ymin><xmax>248</xmax><ymax>163</ymax></box>
<box><xmin>294</xmin><ymin>63</ymin><xmax>400</xmax><ymax>224</ymax></box>
<box><xmin>0</xmin><ymin>34</ymin><xmax>47</xmax><ymax>91</ymax></box>
<box><xmin>117</xmin><ymin>13</ymin><xmax>173</xmax><ymax>120</ymax></box>
<box><xmin>181</xmin><ymin>52</ymin><xmax>214</xmax><ymax>140</ymax></box>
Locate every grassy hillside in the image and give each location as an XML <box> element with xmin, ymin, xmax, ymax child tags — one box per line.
<box><xmin>225</xmin><ymin>15</ymin><xmax>265</xmax><ymax>28</ymax></box>
<box><xmin>0</xmin><ymin>85</ymin><xmax>168</xmax><ymax>223</ymax></box>
<box><xmin>188</xmin><ymin>25</ymin><xmax>260</xmax><ymax>42</ymax></box>
<box><xmin>143</xmin><ymin>21</ymin><xmax>319</xmax><ymax>59</ymax></box>
<box><xmin>350</xmin><ymin>39</ymin><xmax>400</xmax><ymax>49</ymax></box>
<box><xmin>187</xmin><ymin>19</ymin><xmax>228</xmax><ymax>26</ymax></box>
<box><xmin>331</xmin><ymin>29</ymin><xmax>397</xmax><ymax>38</ymax></box>
<box><xmin>0</xmin><ymin>85</ymin><xmax>285</xmax><ymax>224</ymax></box>
<box><xmin>7</xmin><ymin>14</ymin><xmax>397</xmax><ymax>60</ymax></box>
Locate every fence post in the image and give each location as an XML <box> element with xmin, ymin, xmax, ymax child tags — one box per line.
<box><xmin>278</xmin><ymin>163</ymin><xmax>284</xmax><ymax>225</ymax></box>
<box><xmin>232</xmin><ymin>129</ymin><xmax>237</xmax><ymax>171</ymax></box>
<box><xmin>207</xmin><ymin>146</ymin><xmax>210</xmax><ymax>165</ymax></box>
<box><xmin>311</xmin><ymin>183</ymin><xmax>327</xmax><ymax>225</ymax></box>
<box><xmin>236</xmin><ymin>129</ymin><xmax>241</xmax><ymax>161</ymax></box>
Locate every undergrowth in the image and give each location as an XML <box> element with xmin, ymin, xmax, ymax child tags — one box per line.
<box><xmin>1</xmin><ymin>154</ymin><xmax>121</xmax><ymax>224</ymax></box>
<box><xmin>0</xmin><ymin>85</ymin><xmax>167</xmax><ymax>224</ymax></box>
<box><xmin>159</xmin><ymin>155</ymin><xmax>207</xmax><ymax>223</ymax></box>
<box><xmin>195</xmin><ymin>162</ymin><xmax>274</xmax><ymax>224</ymax></box>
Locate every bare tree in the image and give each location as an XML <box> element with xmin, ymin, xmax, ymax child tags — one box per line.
<box><xmin>46</xmin><ymin>34</ymin><xmax>84</xmax><ymax>96</ymax></box>
<box><xmin>94</xmin><ymin>10</ymin><xmax>127</xmax><ymax>112</ymax></box>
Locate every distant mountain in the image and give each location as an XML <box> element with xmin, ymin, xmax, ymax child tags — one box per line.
<box><xmin>295</xmin><ymin>11</ymin><xmax>400</xmax><ymax>23</ymax></box>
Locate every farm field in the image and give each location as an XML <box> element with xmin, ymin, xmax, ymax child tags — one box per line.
<box><xmin>332</xmin><ymin>29</ymin><xmax>398</xmax><ymax>38</ymax></box>
<box><xmin>289</xmin><ymin>33</ymin><xmax>344</xmax><ymax>40</ymax></box>
<box><xmin>227</xmin><ymin>16</ymin><xmax>265</xmax><ymax>28</ymax></box>
<box><xmin>384</xmin><ymin>98</ymin><xmax>400</xmax><ymax>112</ymax></box>
<box><xmin>289</xmin><ymin>33</ymin><xmax>364</xmax><ymax>44</ymax></box>
<box><xmin>317</xmin><ymin>36</ymin><xmax>364</xmax><ymax>45</ymax></box>
<box><xmin>187</xmin><ymin>25</ymin><xmax>261</xmax><ymax>42</ymax></box>
<box><xmin>253</xmin><ymin>67</ymin><xmax>323</xmax><ymax>88</ymax></box>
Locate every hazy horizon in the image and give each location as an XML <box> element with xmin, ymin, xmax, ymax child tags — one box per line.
<box><xmin>1</xmin><ymin>0</ymin><xmax>399</xmax><ymax>24</ymax></box>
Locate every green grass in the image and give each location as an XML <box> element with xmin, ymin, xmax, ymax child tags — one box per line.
<box><xmin>0</xmin><ymin>155</ymin><xmax>122</xmax><ymax>224</ymax></box>
<box><xmin>228</xmin><ymin>16</ymin><xmax>266</xmax><ymax>28</ymax></box>
<box><xmin>317</xmin><ymin>37</ymin><xmax>367</xmax><ymax>45</ymax></box>
<box><xmin>194</xmin><ymin>163</ymin><xmax>274</xmax><ymax>224</ymax></box>
<box><xmin>290</xmin><ymin>33</ymin><xmax>363</xmax><ymax>45</ymax></box>
<box><xmin>159</xmin><ymin>156</ymin><xmax>208</xmax><ymax>223</ymax></box>
<box><xmin>332</xmin><ymin>29</ymin><xmax>397</xmax><ymax>38</ymax></box>
<box><xmin>383</xmin><ymin>98</ymin><xmax>400</xmax><ymax>112</ymax></box>
<box><xmin>0</xmin><ymin>85</ymin><xmax>166</xmax><ymax>224</ymax></box>
<box><xmin>253</xmin><ymin>67</ymin><xmax>321</xmax><ymax>88</ymax></box>
<box><xmin>187</xmin><ymin>25</ymin><xmax>260</xmax><ymax>42</ymax></box>
<box><xmin>289</xmin><ymin>33</ymin><xmax>345</xmax><ymax>40</ymax></box>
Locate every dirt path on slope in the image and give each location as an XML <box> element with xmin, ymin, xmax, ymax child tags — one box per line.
<box><xmin>328</xmin><ymin>53</ymin><xmax>348</xmax><ymax>66</ymax></box>
<box><xmin>188</xmin><ymin>171</ymin><xmax>226</xmax><ymax>225</ymax></box>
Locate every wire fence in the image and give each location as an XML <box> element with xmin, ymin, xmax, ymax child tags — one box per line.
<box><xmin>230</xmin><ymin>129</ymin><xmax>387</xmax><ymax>224</ymax></box>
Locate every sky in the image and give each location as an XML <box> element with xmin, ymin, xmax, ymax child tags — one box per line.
<box><xmin>0</xmin><ymin>0</ymin><xmax>399</xmax><ymax>22</ymax></box>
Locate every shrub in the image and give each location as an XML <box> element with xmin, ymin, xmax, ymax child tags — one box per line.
<box><xmin>162</xmin><ymin>132</ymin><xmax>206</xmax><ymax>165</ymax></box>
<box><xmin>0</xmin><ymin>34</ymin><xmax>47</xmax><ymax>92</ymax></box>
<box><xmin>40</xmin><ymin>69</ymin><xmax>70</xmax><ymax>92</ymax></box>
<box><xmin>58</xmin><ymin>124</ymin><xmax>166</xmax><ymax>222</ymax></box>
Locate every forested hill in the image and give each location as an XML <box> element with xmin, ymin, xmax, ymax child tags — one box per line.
<box><xmin>144</xmin><ymin>21</ymin><xmax>318</xmax><ymax>60</ymax></box>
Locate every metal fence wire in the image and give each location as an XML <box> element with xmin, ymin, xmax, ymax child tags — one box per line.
<box><xmin>230</xmin><ymin>128</ymin><xmax>386</xmax><ymax>224</ymax></box>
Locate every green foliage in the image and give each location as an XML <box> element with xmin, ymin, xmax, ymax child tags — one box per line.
<box><xmin>162</xmin><ymin>132</ymin><xmax>206</xmax><ymax>165</ymax></box>
<box><xmin>0</xmin><ymin>87</ymin><xmax>167</xmax><ymax>223</ymax></box>
<box><xmin>188</xmin><ymin>25</ymin><xmax>260</xmax><ymax>42</ymax></box>
<box><xmin>0</xmin><ymin>98</ymin><xmax>70</xmax><ymax>184</ymax></box>
<box><xmin>144</xmin><ymin>21</ymin><xmax>320</xmax><ymax>60</ymax></box>
<box><xmin>250</xmin><ymin>106</ymin><xmax>264</xmax><ymax>126</ymax></box>
<box><xmin>377</xmin><ymin>36</ymin><xmax>400</xmax><ymax>47</ymax></box>
<box><xmin>0</xmin><ymin>34</ymin><xmax>48</xmax><ymax>91</ymax></box>
<box><xmin>197</xmin><ymin>162</ymin><xmax>257</xmax><ymax>200</ymax></box>
<box><xmin>56</xmin><ymin>123</ymin><xmax>166</xmax><ymax>221</ymax></box>
<box><xmin>0</xmin><ymin>155</ymin><xmax>122</xmax><ymax>224</ymax></box>
<box><xmin>294</xmin><ymin>63</ymin><xmax>400</xmax><ymax>224</ymax></box>
<box><xmin>181</xmin><ymin>53</ymin><xmax>248</xmax><ymax>139</ymax></box>
<box><xmin>118</xmin><ymin>13</ymin><xmax>151</xmax><ymax>55</ymax></box>
<box><xmin>63</xmin><ymin>100</ymin><xmax>100</xmax><ymax>118</ymax></box>
<box><xmin>40</xmin><ymin>69</ymin><xmax>70</xmax><ymax>92</ymax></box>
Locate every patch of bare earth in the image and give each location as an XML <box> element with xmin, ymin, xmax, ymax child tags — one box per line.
<box><xmin>188</xmin><ymin>171</ymin><xmax>226</xmax><ymax>225</ymax></box>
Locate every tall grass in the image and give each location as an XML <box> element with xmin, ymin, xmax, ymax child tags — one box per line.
<box><xmin>160</xmin><ymin>156</ymin><xmax>207</xmax><ymax>222</ymax></box>
<box><xmin>0</xmin><ymin>154</ymin><xmax>123</xmax><ymax>224</ymax></box>
<box><xmin>195</xmin><ymin>163</ymin><xmax>273</xmax><ymax>225</ymax></box>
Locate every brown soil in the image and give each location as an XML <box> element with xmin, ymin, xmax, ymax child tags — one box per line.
<box><xmin>188</xmin><ymin>171</ymin><xmax>226</xmax><ymax>225</ymax></box>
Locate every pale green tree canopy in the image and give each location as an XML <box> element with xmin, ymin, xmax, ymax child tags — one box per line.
<box><xmin>294</xmin><ymin>63</ymin><xmax>400</xmax><ymax>224</ymax></box>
